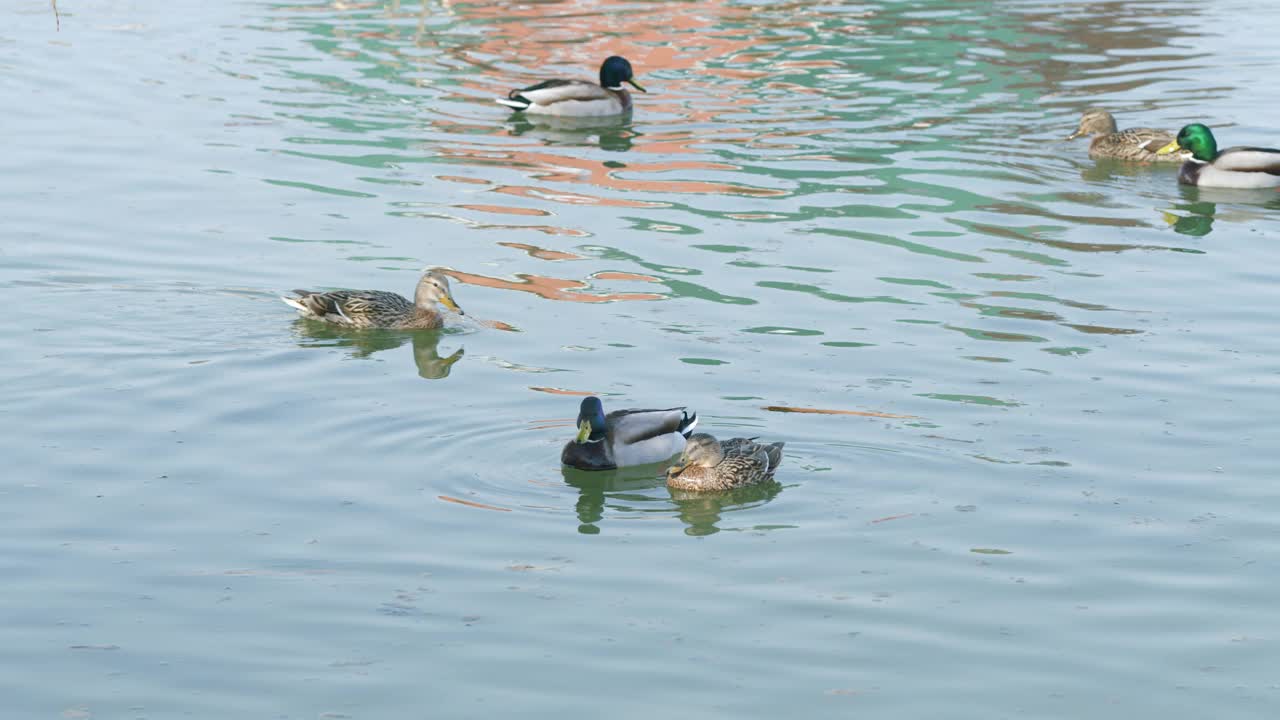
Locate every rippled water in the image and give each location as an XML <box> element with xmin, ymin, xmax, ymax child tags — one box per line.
<box><xmin>6</xmin><ymin>0</ymin><xmax>1280</xmax><ymax>716</ymax></box>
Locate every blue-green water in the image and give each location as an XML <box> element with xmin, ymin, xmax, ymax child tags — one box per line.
<box><xmin>5</xmin><ymin>0</ymin><xmax>1280</xmax><ymax>716</ymax></box>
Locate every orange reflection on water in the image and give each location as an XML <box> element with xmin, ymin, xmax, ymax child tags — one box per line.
<box><xmin>441</xmin><ymin>269</ymin><xmax>664</xmax><ymax>303</ymax></box>
<box><xmin>490</xmin><ymin>183</ymin><xmax>664</xmax><ymax>209</ymax></box>
<box><xmin>499</xmin><ymin>242</ymin><xmax>585</xmax><ymax>262</ymax></box>
<box><xmin>437</xmin><ymin>175</ymin><xmax>491</xmax><ymax>185</ymax></box>
<box><xmin>436</xmin><ymin>146</ymin><xmax>784</xmax><ymax>199</ymax></box>
<box><xmin>455</xmin><ymin>203</ymin><xmax>550</xmax><ymax>217</ymax></box>
<box><xmin>594</xmin><ymin>271</ymin><xmax>659</xmax><ymax>283</ymax></box>
<box><xmin>529</xmin><ymin>387</ymin><xmax>595</xmax><ymax>397</ymax></box>
<box><xmin>437</xmin><ymin>0</ymin><xmax>835</xmax><ymax>184</ymax></box>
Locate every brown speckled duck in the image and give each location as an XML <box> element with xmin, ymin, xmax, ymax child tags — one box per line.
<box><xmin>282</xmin><ymin>269</ymin><xmax>463</xmax><ymax>330</ymax></box>
<box><xmin>1067</xmin><ymin>109</ymin><xmax>1185</xmax><ymax>162</ymax></box>
<box><xmin>666</xmin><ymin>433</ymin><xmax>785</xmax><ymax>492</ymax></box>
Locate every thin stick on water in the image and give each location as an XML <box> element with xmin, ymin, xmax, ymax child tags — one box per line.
<box><xmin>52</xmin><ymin>0</ymin><xmax>61</xmax><ymax>31</ymax></box>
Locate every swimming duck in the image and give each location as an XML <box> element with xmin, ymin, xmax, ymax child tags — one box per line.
<box><xmin>1156</xmin><ymin>123</ymin><xmax>1280</xmax><ymax>188</ymax></box>
<box><xmin>282</xmin><ymin>269</ymin><xmax>463</xmax><ymax>330</ymax></box>
<box><xmin>1067</xmin><ymin>109</ymin><xmax>1184</xmax><ymax>162</ymax></box>
<box><xmin>561</xmin><ymin>396</ymin><xmax>697</xmax><ymax>471</ymax></box>
<box><xmin>666</xmin><ymin>433</ymin><xmax>785</xmax><ymax>492</ymax></box>
<box><xmin>496</xmin><ymin>56</ymin><xmax>645</xmax><ymax>117</ymax></box>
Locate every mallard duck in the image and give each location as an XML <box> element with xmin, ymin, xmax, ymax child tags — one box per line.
<box><xmin>666</xmin><ymin>433</ymin><xmax>785</xmax><ymax>492</ymax></box>
<box><xmin>561</xmin><ymin>396</ymin><xmax>697</xmax><ymax>471</ymax></box>
<box><xmin>1156</xmin><ymin>123</ymin><xmax>1280</xmax><ymax>188</ymax></box>
<box><xmin>496</xmin><ymin>56</ymin><xmax>646</xmax><ymax>117</ymax></box>
<box><xmin>281</xmin><ymin>269</ymin><xmax>463</xmax><ymax>330</ymax></box>
<box><xmin>1067</xmin><ymin>109</ymin><xmax>1184</xmax><ymax>162</ymax></box>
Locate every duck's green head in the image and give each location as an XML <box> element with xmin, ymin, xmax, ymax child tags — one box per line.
<box><xmin>599</xmin><ymin>56</ymin><xmax>645</xmax><ymax>94</ymax></box>
<box><xmin>575</xmin><ymin>396</ymin><xmax>608</xmax><ymax>443</ymax></box>
<box><xmin>1157</xmin><ymin>123</ymin><xmax>1218</xmax><ymax>162</ymax></box>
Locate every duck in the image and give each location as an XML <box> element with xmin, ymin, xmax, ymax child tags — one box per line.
<box><xmin>281</xmin><ymin>268</ymin><xmax>464</xmax><ymax>330</ymax></box>
<box><xmin>496</xmin><ymin>56</ymin><xmax>646</xmax><ymax>117</ymax></box>
<box><xmin>561</xmin><ymin>396</ymin><xmax>697</xmax><ymax>471</ymax></box>
<box><xmin>666</xmin><ymin>433</ymin><xmax>785</xmax><ymax>492</ymax></box>
<box><xmin>1156</xmin><ymin>123</ymin><xmax>1280</xmax><ymax>188</ymax></box>
<box><xmin>1067</xmin><ymin>109</ymin><xmax>1184</xmax><ymax>162</ymax></box>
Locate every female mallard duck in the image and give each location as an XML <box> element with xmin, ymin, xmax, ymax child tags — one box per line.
<box><xmin>282</xmin><ymin>269</ymin><xmax>463</xmax><ymax>330</ymax></box>
<box><xmin>496</xmin><ymin>56</ymin><xmax>646</xmax><ymax>117</ymax></box>
<box><xmin>1067</xmin><ymin>109</ymin><xmax>1184</xmax><ymax>162</ymax></box>
<box><xmin>561</xmin><ymin>396</ymin><xmax>697</xmax><ymax>471</ymax></box>
<box><xmin>1156</xmin><ymin>123</ymin><xmax>1280</xmax><ymax>188</ymax></box>
<box><xmin>666</xmin><ymin>433</ymin><xmax>785</xmax><ymax>492</ymax></box>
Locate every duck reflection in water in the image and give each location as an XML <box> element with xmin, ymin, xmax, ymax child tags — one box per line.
<box><xmin>669</xmin><ymin>481</ymin><xmax>784</xmax><ymax>537</ymax></box>
<box><xmin>506</xmin><ymin>115</ymin><xmax>637</xmax><ymax>152</ymax></box>
<box><xmin>1162</xmin><ymin>191</ymin><xmax>1280</xmax><ymax>238</ymax></box>
<box><xmin>559</xmin><ymin>465</ymin><xmax>783</xmax><ymax>536</ymax></box>
<box><xmin>291</xmin><ymin>322</ymin><xmax>464</xmax><ymax>380</ymax></box>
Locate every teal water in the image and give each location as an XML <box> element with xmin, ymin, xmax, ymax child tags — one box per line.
<box><xmin>5</xmin><ymin>0</ymin><xmax>1280</xmax><ymax>716</ymax></box>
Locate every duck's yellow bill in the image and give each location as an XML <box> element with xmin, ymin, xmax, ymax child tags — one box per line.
<box><xmin>575</xmin><ymin>420</ymin><xmax>592</xmax><ymax>443</ymax></box>
<box><xmin>440</xmin><ymin>294</ymin><xmax>464</xmax><ymax>315</ymax></box>
<box><xmin>627</xmin><ymin>79</ymin><xmax>647</xmax><ymax>93</ymax></box>
<box><xmin>667</xmin><ymin>463</ymin><xmax>687</xmax><ymax>477</ymax></box>
<box><xmin>1155</xmin><ymin>140</ymin><xmax>1182</xmax><ymax>155</ymax></box>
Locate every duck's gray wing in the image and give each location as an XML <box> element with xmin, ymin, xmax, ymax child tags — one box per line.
<box><xmin>510</xmin><ymin>79</ymin><xmax>612</xmax><ymax>106</ymax></box>
<box><xmin>606</xmin><ymin>407</ymin><xmax>696</xmax><ymax>445</ymax></box>
<box><xmin>760</xmin><ymin>442</ymin><xmax>785</xmax><ymax>474</ymax></box>
<box><xmin>720</xmin><ymin>437</ymin><xmax>761</xmax><ymax>457</ymax></box>
<box><xmin>1213</xmin><ymin>147</ymin><xmax>1280</xmax><ymax>174</ymax></box>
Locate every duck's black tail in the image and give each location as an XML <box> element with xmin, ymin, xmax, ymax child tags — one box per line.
<box><xmin>678</xmin><ymin>411</ymin><xmax>699</xmax><ymax>438</ymax></box>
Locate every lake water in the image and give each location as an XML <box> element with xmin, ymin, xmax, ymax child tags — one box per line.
<box><xmin>5</xmin><ymin>0</ymin><xmax>1280</xmax><ymax>717</ymax></box>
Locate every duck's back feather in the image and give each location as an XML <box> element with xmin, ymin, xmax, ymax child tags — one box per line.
<box><xmin>607</xmin><ymin>407</ymin><xmax>696</xmax><ymax>467</ymax></box>
<box><xmin>282</xmin><ymin>289</ymin><xmax>437</xmax><ymax>329</ymax></box>
<box><xmin>608</xmin><ymin>407</ymin><xmax>695</xmax><ymax>445</ymax></box>
<box><xmin>1212</xmin><ymin>147</ymin><xmax>1280</xmax><ymax>174</ymax></box>
<box><xmin>1090</xmin><ymin>127</ymin><xmax>1180</xmax><ymax>161</ymax></box>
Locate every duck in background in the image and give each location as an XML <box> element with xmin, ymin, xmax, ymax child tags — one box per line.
<box><xmin>1067</xmin><ymin>109</ymin><xmax>1185</xmax><ymax>162</ymax></box>
<box><xmin>497</xmin><ymin>56</ymin><xmax>646</xmax><ymax>117</ymax></box>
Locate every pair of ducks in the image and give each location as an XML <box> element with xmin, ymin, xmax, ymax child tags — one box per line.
<box><xmin>561</xmin><ymin>396</ymin><xmax>785</xmax><ymax>491</ymax></box>
<box><xmin>281</xmin><ymin>276</ymin><xmax>783</xmax><ymax>491</ymax></box>
<box><xmin>1068</xmin><ymin>109</ymin><xmax>1280</xmax><ymax>188</ymax></box>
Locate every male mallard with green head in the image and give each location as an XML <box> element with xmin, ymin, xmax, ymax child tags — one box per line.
<box><xmin>1067</xmin><ymin>109</ymin><xmax>1184</xmax><ymax>162</ymax></box>
<box><xmin>666</xmin><ymin>433</ymin><xmax>785</xmax><ymax>492</ymax></box>
<box><xmin>561</xmin><ymin>396</ymin><xmax>697</xmax><ymax>471</ymax></box>
<box><xmin>496</xmin><ymin>56</ymin><xmax>646</xmax><ymax>117</ymax></box>
<box><xmin>282</xmin><ymin>268</ymin><xmax>464</xmax><ymax>330</ymax></box>
<box><xmin>1156</xmin><ymin>123</ymin><xmax>1280</xmax><ymax>188</ymax></box>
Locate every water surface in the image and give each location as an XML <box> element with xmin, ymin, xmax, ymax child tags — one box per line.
<box><xmin>5</xmin><ymin>0</ymin><xmax>1280</xmax><ymax>717</ymax></box>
